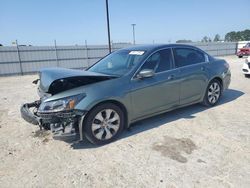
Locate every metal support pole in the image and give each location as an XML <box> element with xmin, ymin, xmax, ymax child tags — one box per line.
<box><xmin>85</xmin><ymin>40</ymin><xmax>89</xmax><ymax>68</ymax></box>
<box><xmin>131</xmin><ymin>24</ymin><xmax>136</xmax><ymax>45</ymax></box>
<box><xmin>111</xmin><ymin>40</ymin><xmax>113</xmax><ymax>52</ymax></box>
<box><xmin>54</xmin><ymin>40</ymin><xmax>59</xmax><ymax>67</ymax></box>
<box><xmin>16</xmin><ymin>40</ymin><xmax>23</xmax><ymax>75</ymax></box>
<box><xmin>235</xmin><ymin>42</ymin><xmax>238</xmax><ymax>55</ymax></box>
<box><xmin>105</xmin><ymin>0</ymin><xmax>111</xmax><ymax>53</ymax></box>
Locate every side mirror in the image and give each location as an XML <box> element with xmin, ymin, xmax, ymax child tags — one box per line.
<box><xmin>137</xmin><ymin>69</ymin><xmax>155</xmax><ymax>79</ymax></box>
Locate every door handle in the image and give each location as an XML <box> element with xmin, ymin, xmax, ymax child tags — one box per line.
<box><xmin>168</xmin><ymin>75</ymin><xmax>175</xmax><ymax>80</ymax></box>
<box><xmin>201</xmin><ymin>66</ymin><xmax>205</xmax><ymax>71</ymax></box>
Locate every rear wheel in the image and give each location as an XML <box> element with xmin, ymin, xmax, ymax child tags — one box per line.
<box><xmin>202</xmin><ymin>80</ymin><xmax>222</xmax><ymax>106</ymax></box>
<box><xmin>238</xmin><ymin>55</ymin><xmax>243</xmax><ymax>58</ymax></box>
<box><xmin>83</xmin><ymin>103</ymin><xmax>125</xmax><ymax>145</ymax></box>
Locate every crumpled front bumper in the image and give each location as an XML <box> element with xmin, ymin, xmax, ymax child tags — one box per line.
<box><xmin>20</xmin><ymin>101</ymin><xmax>87</xmax><ymax>140</ymax></box>
<box><xmin>20</xmin><ymin>101</ymin><xmax>41</xmax><ymax>125</ymax></box>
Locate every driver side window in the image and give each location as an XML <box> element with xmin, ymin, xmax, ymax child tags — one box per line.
<box><xmin>140</xmin><ymin>49</ymin><xmax>173</xmax><ymax>73</ymax></box>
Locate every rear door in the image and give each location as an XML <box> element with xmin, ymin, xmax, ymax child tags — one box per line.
<box><xmin>173</xmin><ymin>47</ymin><xmax>208</xmax><ymax>105</ymax></box>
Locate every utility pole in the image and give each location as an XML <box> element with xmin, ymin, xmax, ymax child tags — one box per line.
<box><xmin>131</xmin><ymin>24</ymin><xmax>136</xmax><ymax>45</ymax></box>
<box><xmin>105</xmin><ymin>0</ymin><xmax>111</xmax><ymax>53</ymax></box>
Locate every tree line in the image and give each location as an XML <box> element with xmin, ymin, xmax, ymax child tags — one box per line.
<box><xmin>176</xmin><ymin>29</ymin><xmax>250</xmax><ymax>43</ymax></box>
<box><xmin>225</xmin><ymin>29</ymin><xmax>250</xmax><ymax>41</ymax></box>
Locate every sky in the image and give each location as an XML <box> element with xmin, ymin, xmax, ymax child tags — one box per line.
<box><xmin>0</xmin><ymin>0</ymin><xmax>250</xmax><ymax>46</ymax></box>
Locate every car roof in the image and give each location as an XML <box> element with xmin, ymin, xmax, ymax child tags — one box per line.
<box><xmin>121</xmin><ymin>44</ymin><xmax>199</xmax><ymax>53</ymax></box>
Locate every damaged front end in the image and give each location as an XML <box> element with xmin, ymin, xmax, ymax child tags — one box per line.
<box><xmin>20</xmin><ymin>67</ymin><xmax>116</xmax><ymax>140</ymax></box>
<box><xmin>20</xmin><ymin>94</ymin><xmax>86</xmax><ymax>140</ymax></box>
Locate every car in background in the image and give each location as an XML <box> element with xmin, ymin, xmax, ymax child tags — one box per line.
<box><xmin>21</xmin><ymin>44</ymin><xmax>231</xmax><ymax>145</ymax></box>
<box><xmin>237</xmin><ymin>43</ymin><xmax>250</xmax><ymax>58</ymax></box>
<box><xmin>242</xmin><ymin>56</ymin><xmax>250</xmax><ymax>77</ymax></box>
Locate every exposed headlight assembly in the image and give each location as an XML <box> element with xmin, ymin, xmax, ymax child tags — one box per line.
<box><xmin>38</xmin><ymin>94</ymin><xmax>85</xmax><ymax>113</ymax></box>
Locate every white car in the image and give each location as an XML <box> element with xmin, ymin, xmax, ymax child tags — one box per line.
<box><xmin>242</xmin><ymin>56</ymin><xmax>250</xmax><ymax>77</ymax></box>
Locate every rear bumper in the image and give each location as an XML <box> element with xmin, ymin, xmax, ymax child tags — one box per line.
<box><xmin>242</xmin><ymin>69</ymin><xmax>250</xmax><ymax>74</ymax></box>
<box><xmin>237</xmin><ymin>51</ymin><xmax>250</xmax><ymax>56</ymax></box>
<box><xmin>242</xmin><ymin>63</ymin><xmax>250</xmax><ymax>75</ymax></box>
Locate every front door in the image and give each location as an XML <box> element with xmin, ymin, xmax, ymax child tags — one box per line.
<box><xmin>129</xmin><ymin>48</ymin><xmax>180</xmax><ymax>120</ymax></box>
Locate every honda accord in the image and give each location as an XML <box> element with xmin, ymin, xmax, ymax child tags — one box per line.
<box><xmin>21</xmin><ymin>44</ymin><xmax>231</xmax><ymax>144</ymax></box>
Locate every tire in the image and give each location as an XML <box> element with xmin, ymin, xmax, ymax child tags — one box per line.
<box><xmin>83</xmin><ymin>103</ymin><xmax>125</xmax><ymax>145</ymax></box>
<box><xmin>238</xmin><ymin>55</ymin><xmax>243</xmax><ymax>58</ymax></box>
<box><xmin>202</xmin><ymin>79</ymin><xmax>222</xmax><ymax>107</ymax></box>
<box><xmin>245</xmin><ymin>74</ymin><xmax>250</xmax><ymax>78</ymax></box>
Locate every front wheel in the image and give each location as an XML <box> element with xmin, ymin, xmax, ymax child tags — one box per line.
<box><xmin>83</xmin><ymin>103</ymin><xmax>125</xmax><ymax>145</ymax></box>
<box><xmin>202</xmin><ymin>80</ymin><xmax>222</xmax><ymax>107</ymax></box>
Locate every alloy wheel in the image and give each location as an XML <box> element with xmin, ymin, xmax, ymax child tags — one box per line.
<box><xmin>208</xmin><ymin>82</ymin><xmax>221</xmax><ymax>104</ymax></box>
<box><xmin>91</xmin><ymin>109</ymin><xmax>120</xmax><ymax>140</ymax></box>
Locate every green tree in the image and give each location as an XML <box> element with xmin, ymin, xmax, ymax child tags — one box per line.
<box><xmin>225</xmin><ymin>29</ymin><xmax>250</xmax><ymax>41</ymax></box>
<box><xmin>242</xmin><ymin>29</ymin><xmax>250</xmax><ymax>40</ymax></box>
<box><xmin>213</xmin><ymin>34</ymin><xmax>220</xmax><ymax>42</ymax></box>
<box><xmin>201</xmin><ymin>36</ymin><xmax>209</xmax><ymax>42</ymax></box>
<box><xmin>225</xmin><ymin>31</ymin><xmax>236</xmax><ymax>41</ymax></box>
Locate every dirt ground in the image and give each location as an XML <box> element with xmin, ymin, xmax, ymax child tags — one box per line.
<box><xmin>0</xmin><ymin>56</ymin><xmax>250</xmax><ymax>188</ymax></box>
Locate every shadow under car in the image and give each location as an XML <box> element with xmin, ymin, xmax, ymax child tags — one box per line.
<box><xmin>69</xmin><ymin>88</ymin><xmax>244</xmax><ymax>149</ymax></box>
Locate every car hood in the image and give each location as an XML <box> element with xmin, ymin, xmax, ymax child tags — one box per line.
<box><xmin>38</xmin><ymin>67</ymin><xmax>116</xmax><ymax>95</ymax></box>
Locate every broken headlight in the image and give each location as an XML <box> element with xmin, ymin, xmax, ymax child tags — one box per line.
<box><xmin>38</xmin><ymin>94</ymin><xmax>85</xmax><ymax>113</ymax></box>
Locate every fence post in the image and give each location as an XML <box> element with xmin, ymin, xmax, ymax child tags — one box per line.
<box><xmin>111</xmin><ymin>40</ymin><xmax>113</xmax><ymax>52</ymax></box>
<box><xmin>85</xmin><ymin>40</ymin><xmax>89</xmax><ymax>68</ymax></box>
<box><xmin>54</xmin><ymin>40</ymin><xmax>59</xmax><ymax>67</ymax></box>
<box><xmin>16</xmin><ymin>40</ymin><xmax>23</xmax><ymax>75</ymax></box>
<box><xmin>235</xmin><ymin>42</ymin><xmax>238</xmax><ymax>55</ymax></box>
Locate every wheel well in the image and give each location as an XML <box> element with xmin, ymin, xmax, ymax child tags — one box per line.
<box><xmin>211</xmin><ymin>77</ymin><xmax>223</xmax><ymax>89</ymax></box>
<box><xmin>86</xmin><ymin>100</ymin><xmax>129</xmax><ymax>128</ymax></box>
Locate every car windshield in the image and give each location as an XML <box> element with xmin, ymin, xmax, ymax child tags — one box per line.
<box><xmin>88</xmin><ymin>50</ymin><xmax>146</xmax><ymax>76</ymax></box>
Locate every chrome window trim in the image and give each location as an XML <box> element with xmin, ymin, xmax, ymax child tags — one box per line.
<box><xmin>172</xmin><ymin>46</ymin><xmax>208</xmax><ymax>68</ymax></box>
<box><xmin>131</xmin><ymin>47</ymin><xmax>175</xmax><ymax>80</ymax></box>
<box><xmin>131</xmin><ymin>46</ymin><xmax>209</xmax><ymax>80</ymax></box>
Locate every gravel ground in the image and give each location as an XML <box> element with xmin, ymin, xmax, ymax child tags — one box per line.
<box><xmin>0</xmin><ymin>55</ymin><xmax>249</xmax><ymax>188</ymax></box>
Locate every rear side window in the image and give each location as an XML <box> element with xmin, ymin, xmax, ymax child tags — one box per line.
<box><xmin>140</xmin><ymin>49</ymin><xmax>173</xmax><ymax>73</ymax></box>
<box><xmin>173</xmin><ymin>48</ymin><xmax>205</xmax><ymax>67</ymax></box>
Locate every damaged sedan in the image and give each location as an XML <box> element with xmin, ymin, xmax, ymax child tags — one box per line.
<box><xmin>21</xmin><ymin>44</ymin><xmax>231</xmax><ymax>145</ymax></box>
